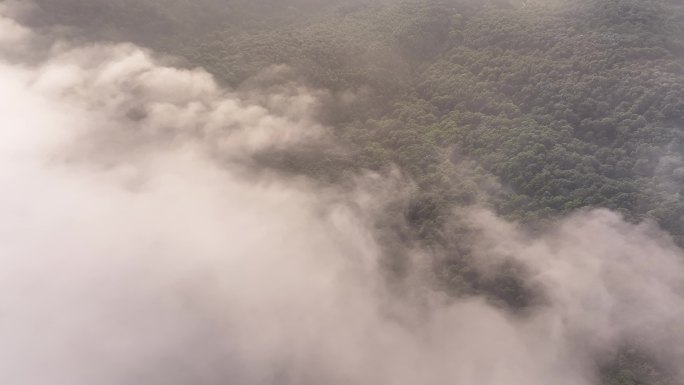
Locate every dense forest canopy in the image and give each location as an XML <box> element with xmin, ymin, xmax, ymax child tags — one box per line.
<box><xmin>9</xmin><ymin>0</ymin><xmax>684</xmax><ymax>384</ymax></box>
<box><xmin>27</xmin><ymin>0</ymin><xmax>684</xmax><ymax>235</ymax></box>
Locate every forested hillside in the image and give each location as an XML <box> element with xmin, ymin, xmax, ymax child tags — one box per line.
<box><xmin>21</xmin><ymin>0</ymin><xmax>684</xmax><ymax>384</ymax></box>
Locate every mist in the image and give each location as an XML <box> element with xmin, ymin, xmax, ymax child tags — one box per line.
<box><xmin>1</xmin><ymin>5</ymin><xmax>684</xmax><ymax>385</ymax></box>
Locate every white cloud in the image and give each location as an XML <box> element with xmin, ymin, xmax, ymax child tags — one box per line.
<box><xmin>1</xmin><ymin>9</ymin><xmax>683</xmax><ymax>385</ymax></box>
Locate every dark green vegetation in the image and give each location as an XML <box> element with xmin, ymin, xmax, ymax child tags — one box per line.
<box><xmin>30</xmin><ymin>0</ymin><xmax>684</xmax><ymax>238</ymax></box>
<box><xmin>26</xmin><ymin>1</ymin><xmax>684</xmax><ymax>384</ymax></box>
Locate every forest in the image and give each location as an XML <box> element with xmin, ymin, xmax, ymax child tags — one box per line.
<box><xmin>13</xmin><ymin>0</ymin><xmax>684</xmax><ymax>384</ymax></box>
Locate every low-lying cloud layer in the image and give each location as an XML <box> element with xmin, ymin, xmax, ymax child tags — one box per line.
<box><xmin>1</xmin><ymin>8</ymin><xmax>683</xmax><ymax>385</ymax></box>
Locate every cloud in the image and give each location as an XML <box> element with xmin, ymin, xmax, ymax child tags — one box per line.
<box><xmin>1</xmin><ymin>8</ymin><xmax>683</xmax><ymax>385</ymax></box>
<box><xmin>468</xmin><ymin>208</ymin><xmax>684</xmax><ymax>380</ymax></box>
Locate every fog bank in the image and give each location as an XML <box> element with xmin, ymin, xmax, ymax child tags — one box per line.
<box><xmin>1</xmin><ymin>9</ymin><xmax>683</xmax><ymax>385</ymax></box>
